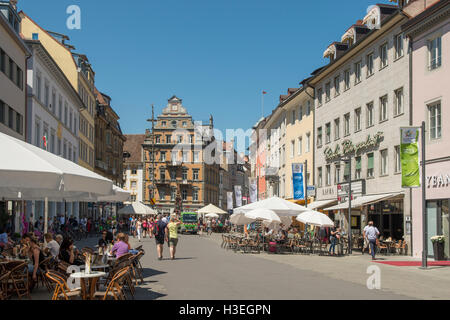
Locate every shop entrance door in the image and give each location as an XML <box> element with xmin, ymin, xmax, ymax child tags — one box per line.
<box><xmin>427</xmin><ymin>200</ymin><xmax>450</xmax><ymax>259</ymax></box>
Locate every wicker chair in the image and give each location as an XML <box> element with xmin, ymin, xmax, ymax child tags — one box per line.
<box><xmin>37</xmin><ymin>256</ymin><xmax>55</xmax><ymax>293</ymax></box>
<box><xmin>46</xmin><ymin>270</ymin><xmax>81</xmax><ymax>300</ymax></box>
<box><xmin>0</xmin><ymin>271</ymin><xmax>11</xmax><ymax>300</ymax></box>
<box><xmin>93</xmin><ymin>267</ymin><xmax>130</xmax><ymax>300</ymax></box>
<box><xmin>5</xmin><ymin>261</ymin><xmax>30</xmax><ymax>300</ymax></box>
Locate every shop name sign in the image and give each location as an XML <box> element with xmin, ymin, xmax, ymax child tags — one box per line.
<box><xmin>337</xmin><ymin>180</ymin><xmax>366</xmax><ymax>198</ymax></box>
<box><xmin>427</xmin><ymin>174</ymin><xmax>450</xmax><ymax>188</ymax></box>
<box><xmin>324</xmin><ymin>132</ymin><xmax>384</xmax><ymax>161</ymax></box>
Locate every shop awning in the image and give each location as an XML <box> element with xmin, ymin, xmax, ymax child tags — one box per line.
<box><xmin>323</xmin><ymin>193</ymin><xmax>403</xmax><ymax>211</ymax></box>
<box><xmin>307</xmin><ymin>199</ymin><xmax>337</xmax><ymax>210</ymax></box>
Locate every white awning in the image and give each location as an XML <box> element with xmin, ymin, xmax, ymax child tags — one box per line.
<box><xmin>323</xmin><ymin>193</ymin><xmax>403</xmax><ymax>211</ymax></box>
<box><xmin>308</xmin><ymin>199</ymin><xmax>337</xmax><ymax>210</ymax></box>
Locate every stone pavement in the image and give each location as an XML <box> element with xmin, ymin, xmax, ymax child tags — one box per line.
<box><xmin>21</xmin><ymin>232</ymin><xmax>450</xmax><ymax>300</ymax></box>
<box><xmin>204</xmin><ymin>233</ymin><xmax>450</xmax><ymax>300</ymax></box>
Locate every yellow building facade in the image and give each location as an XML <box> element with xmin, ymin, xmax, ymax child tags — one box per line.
<box><xmin>20</xmin><ymin>12</ymin><xmax>95</xmax><ymax>171</ymax></box>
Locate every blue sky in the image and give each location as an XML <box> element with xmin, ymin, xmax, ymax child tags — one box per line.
<box><xmin>19</xmin><ymin>0</ymin><xmax>394</xmax><ymax>136</ymax></box>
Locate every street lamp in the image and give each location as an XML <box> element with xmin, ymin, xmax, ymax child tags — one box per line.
<box><xmin>340</xmin><ymin>156</ymin><xmax>352</xmax><ymax>255</ymax></box>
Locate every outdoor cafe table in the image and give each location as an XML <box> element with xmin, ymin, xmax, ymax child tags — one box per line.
<box><xmin>70</xmin><ymin>271</ymin><xmax>107</xmax><ymax>300</ymax></box>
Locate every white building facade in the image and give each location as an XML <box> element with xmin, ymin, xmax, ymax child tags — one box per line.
<box><xmin>309</xmin><ymin>4</ymin><xmax>412</xmax><ymax>249</ymax></box>
<box><xmin>25</xmin><ymin>40</ymin><xmax>82</xmax><ymax>221</ymax></box>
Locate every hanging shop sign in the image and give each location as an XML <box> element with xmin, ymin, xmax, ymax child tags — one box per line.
<box><xmin>400</xmin><ymin>127</ymin><xmax>420</xmax><ymax>188</ymax></box>
<box><xmin>337</xmin><ymin>180</ymin><xmax>366</xmax><ymax>199</ymax></box>
<box><xmin>324</xmin><ymin>132</ymin><xmax>384</xmax><ymax>161</ymax></box>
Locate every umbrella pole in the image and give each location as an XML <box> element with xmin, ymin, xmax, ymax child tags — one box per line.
<box><xmin>44</xmin><ymin>197</ymin><xmax>48</xmax><ymax>234</ymax></box>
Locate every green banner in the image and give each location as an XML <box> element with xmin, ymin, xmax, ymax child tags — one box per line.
<box><xmin>400</xmin><ymin>127</ymin><xmax>420</xmax><ymax>188</ymax></box>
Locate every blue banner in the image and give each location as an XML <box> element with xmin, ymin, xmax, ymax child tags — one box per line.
<box><xmin>292</xmin><ymin>163</ymin><xmax>305</xmax><ymax>200</ymax></box>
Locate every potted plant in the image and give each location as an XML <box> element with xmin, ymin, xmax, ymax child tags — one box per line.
<box><xmin>431</xmin><ymin>235</ymin><xmax>446</xmax><ymax>261</ymax></box>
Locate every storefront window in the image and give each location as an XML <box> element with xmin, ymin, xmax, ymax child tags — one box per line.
<box><xmin>368</xmin><ymin>200</ymin><xmax>404</xmax><ymax>240</ymax></box>
<box><xmin>427</xmin><ymin>200</ymin><xmax>449</xmax><ymax>259</ymax></box>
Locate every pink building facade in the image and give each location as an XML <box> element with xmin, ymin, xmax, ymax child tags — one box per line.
<box><xmin>403</xmin><ymin>0</ymin><xmax>450</xmax><ymax>259</ymax></box>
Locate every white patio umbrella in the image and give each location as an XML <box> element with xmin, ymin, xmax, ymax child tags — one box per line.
<box><xmin>234</xmin><ymin>196</ymin><xmax>308</xmax><ymax>217</ymax></box>
<box><xmin>198</xmin><ymin>204</ymin><xmax>227</xmax><ymax>215</ymax></box>
<box><xmin>296</xmin><ymin>210</ymin><xmax>335</xmax><ymax>227</ymax></box>
<box><xmin>244</xmin><ymin>208</ymin><xmax>281</xmax><ymax>223</ymax></box>
<box><xmin>97</xmin><ymin>185</ymin><xmax>131</xmax><ymax>203</ymax></box>
<box><xmin>263</xmin><ymin>216</ymin><xmax>293</xmax><ymax>231</ymax></box>
<box><xmin>229</xmin><ymin>213</ymin><xmax>254</xmax><ymax>226</ymax></box>
<box><xmin>205</xmin><ymin>213</ymin><xmax>219</xmax><ymax>219</ymax></box>
<box><xmin>117</xmin><ymin>202</ymin><xmax>157</xmax><ymax>216</ymax></box>
<box><xmin>0</xmin><ymin>132</ymin><xmax>113</xmax><ymax>233</ymax></box>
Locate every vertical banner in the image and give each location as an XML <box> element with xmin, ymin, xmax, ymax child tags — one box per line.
<box><xmin>400</xmin><ymin>127</ymin><xmax>420</xmax><ymax>188</ymax></box>
<box><xmin>249</xmin><ymin>178</ymin><xmax>257</xmax><ymax>203</ymax></box>
<box><xmin>234</xmin><ymin>185</ymin><xmax>242</xmax><ymax>207</ymax></box>
<box><xmin>227</xmin><ymin>192</ymin><xmax>233</xmax><ymax>210</ymax></box>
<box><xmin>292</xmin><ymin>163</ymin><xmax>305</xmax><ymax>200</ymax></box>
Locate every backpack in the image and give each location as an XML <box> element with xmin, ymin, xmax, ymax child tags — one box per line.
<box><xmin>152</xmin><ymin>223</ymin><xmax>159</xmax><ymax>236</ymax></box>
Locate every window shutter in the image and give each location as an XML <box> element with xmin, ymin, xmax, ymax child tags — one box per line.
<box><xmin>368</xmin><ymin>154</ymin><xmax>374</xmax><ymax>170</ymax></box>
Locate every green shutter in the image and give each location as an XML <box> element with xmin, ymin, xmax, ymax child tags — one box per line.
<box><xmin>368</xmin><ymin>153</ymin><xmax>374</xmax><ymax>170</ymax></box>
<box><xmin>356</xmin><ymin>157</ymin><xmax>362</xmax><ymax>170</ymax></box>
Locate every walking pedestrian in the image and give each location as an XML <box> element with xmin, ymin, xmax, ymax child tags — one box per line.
<box><xmin>153</xmin><ymin>214</ymin><xmax>168</xmax><ymax>260</ymax></box>
<box><xmin>136</xmin><ymin>218</ymin><xmax>142</xmax><ymax>242</ymax></box>
<box><xmin>166</xmin><ymin>215</ymin><xmax>181</xmax><ymax>260</ymax></box>
<box><xmin>366</xmin><ymin>221</ymin><xmax>380</xmax><ymax>260</ymax></box>
<box><xmin>329</xmin><ymin>227</ymin><xmax>340</xmax><ymax>256</ymax></box>
<box><xmin>362</xmin><ymin>222</ymin><xmax>371</xmax><ymax>255</ymax></box>
<box><xmin>142</xmin><ymin>218</ymin><xmax>148</xmax><ymax>238</ymax></box>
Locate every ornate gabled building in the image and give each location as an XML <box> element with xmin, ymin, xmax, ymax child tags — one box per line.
<box><xmin>94</xmin><ymin>88</ymin><xmax>126</xmax><ymax>187</ymax></box>
<box><xmin>142</xmin><ymin>96</ymin><xmax>220</xmax><ymax>214</ymax></box>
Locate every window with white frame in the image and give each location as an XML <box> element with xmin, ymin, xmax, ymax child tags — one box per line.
<box><xmin>334</xmin><ymin>118</ymin><xmax>340</xmax><ymax>140</ymax></box>
<box><xmin>291</xmin><ymin>110</ymin><xmax>296</xmax><ymax>125</ymax></box>
<box><xmin>344</xmin><ymin>69</ymin><xmax>350</xmax><ymax>90</ymax></box>
<box><xmin>380</xmin><ymin>149</ymin><xmax>388</xmax><ymax>176</ymax></box>
<box><xmin>298</xmin><ymin>137</ymin><xmax>302</xmax><ymax>155</ymax></box>
<box><xmin>394</xmin><ymin>146</ymin><xmax>401</xmax><ymax>173</ymax></box>
<box><xmin>317</xmin><ymin>88</ymin><xmax>323</xmax><ymax>106</ymax></box>
<box><xmin>317</xmin><ymin>127</ymin><xmax>323</xmax><ymax>147</ymax></box>
<box><xmin>335</xmin><ymin>164</ymin><xmax>341</xmax><ymax>184</ymax></box>
<box><xmin>355</xmin><ymin>61</ymin><xmax>362</xmax><ymax>84</ymax></box>
<box><xmin>299</xmin><ymin>105</ymin><xmax>303</xmax><ymax>121</ymax></box>
<box><xmin>193</xmin><ymin>169</ymin><xmax>199</xmax><ymax>181</ymax></box>
<box><xmin>380</xmin><ymin>43</ymin><xmax>388</xmax><ymax>68</ymax></box>
<box><xmin>326</xmin><ymin>165</ymin><xmax>331</xmax><ymax>186</ymax></box>
<box><xmin>367</xmin><ymin>52</ymin><xmax>374</xmax><ymax>76</ymax></box>
<box><xmin>355</xmin><ymin>108</ymin><xmax>362</xmax><ymax>132</ymax></box>
<box><xmin>428</xmin><ymin>101</ymin><xmax>442</xmax><ymax>140</ymax></box>
<box><xmin>334</xmin><ymin>75</ymin><xmax>340</xmax><ymax>96</ymax></box>
<box><xmin>171</xmin><ymin>188</ymin><xmax>177</xmax><ymax>201</ymax></box>
<box><xmin>394</xmin><ymin>88</ymin><xmax>404</xmax><ymax>116</ymax></box>
<box><xmin>193</xmin><ymin>189</ymin><xmax>199</xmax><ymax>201</ymax></box>
<box><xmin>367</xmin><ymin>153</ymin><xmax>374</xmax><ymax>178</ymax></box>
<box><xmin>344</xmin><ymin>113</ymin><xmax>350</xmax><ymax>136</ymax></box>
<box><xmin>428</xmin><ymin>36</ymin><xmax>441</xmax><ymax>70</ymax></box>
<box><xmin>182</xmin><ymin>169</ymin><xmax>188</xmax><ymax>180</ymax></box>
<box><xmin>325</xmin><ymin>82</ymin><xmax>331</xmax><ymax>102</ymax></box>
<box><xmin>306</xmin><ymin>133</ymin><xmax>310</xmax><ymax>152</ymax></box>
<box><xmin>318</xmin><ymin>167</ymin><xmax>323</xmax><ymax>188</ymax></box>
<box><xmin>325</xmin><ymin>123</ymin><xmax>331</xmax><ymax>144</ymax></box>
<box><xmin>367</xmin><ymin>102</ymin><xmax>374</xmax><ymax>127</ymax></box>
<box><xmin>380</xmin><ymin>95</ymin><xmax>388</xmax><ymax>122</ymax></box>
<box><xmin>306</xmin><ymin>101</ymin><xmax>311</xmax><ymax>116</ymax></box>
<box><xmin>394</xmin><ymin>33</ymin><xmax>404</xmax><ymax>59</ymax></box>
<box><xmin>182</xmin><ymin>189</ymin><xmax>188</xmax><ymax>201</ymax></box>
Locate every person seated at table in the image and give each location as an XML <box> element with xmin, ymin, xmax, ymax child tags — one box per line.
<box><xmin>55</xmin><ymin>234</ymin><xmax>63</xmax><ymax>246</ymax></box>
<box><xmin>43</xmin><ymin>233</ymin><xmax>60</xmax><ymax>258</ymax></box>
<box><xmin>98</xmin><ymin>231</ymin><xmax>110</xmax><ymax>248</ymax></box>
<box><xmin>110</xmin><ymin>233</ymin><xmax>129</xmax><ymax>258</ymax></box>
<box><xmin>22</xmin><ymin>233</ymin><xmax>45</xmax><ymax>287</ymax></box>
<box><xmin>0</xmin><ymin>226</ymin><xmax>14</xmax><ymax>251</ymax></box>
<box><xmin>278</xmin><ymin>225</ymin><xmax>288</xmax><ymax>242</ymax></box>
<box><xmin>105</xmin><ymin>230</ymin><xmax>114</xmax><ymax>244</ymax></box>
<box><xmin>59</xmin><ymin>238</ymin><xmax>84</xmax><ymax>266</ymax></box>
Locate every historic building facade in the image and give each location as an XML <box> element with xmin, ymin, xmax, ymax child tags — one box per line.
<box><xmin>403</xmin><ymin>0</ymin><xmax>450</xmax><ymax>259</ymax></box>
<box><xmin>94</xmin><ymin>88</ymin><xmax>126</xmax><ymax>187</ymax></box>
<box><xmin>309</xmin><ymin>4</ymin><xmax>412</xmax><ymax>247</ymax></box>
<box><xmin>0</xmin><ymin>1</ymin><xmax>28</xmax><ymax>140</ymax></box>
<box><xmin>142</xmin><ymin>96</ymin><xmax>220</xmax><ymax>214</ymax></box>
<box><xmin>123</xmin><ymin>134</ymin><xmax>146</xmax><ymax>203</ymax></box>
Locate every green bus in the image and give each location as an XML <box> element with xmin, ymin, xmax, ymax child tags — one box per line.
<box><xmin>180</xmin><ymin>212</ymin><xmax>198</xmax><ymax>234</ymax></box>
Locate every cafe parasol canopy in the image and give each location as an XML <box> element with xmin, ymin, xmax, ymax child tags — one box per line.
<box><xmin>117</xmin><ymin>202</ymin><xmax>157</xmax><ymax>216</ymax></box>
<box><xmin>296</xmin><ymin>210</ymin><xmax>335</xmax><ymax>227</ymax></box>
<box><xmin>198</xmin><ymin>204</ymin><xmax>228</xmax><ymax>215</ymax></box>
<box><xmin>205</xmin><ymin>213</ymin><xmax>219</xmax><ymax>219</ymax></box>
<box><xmin>234</xmin><ymin>196</ymin><xmax>309</xmax><ymax>217</ymax></box>
<box><xmin>0</xmin><ymin>131</ymin><xmax>113</xmax><ymax>200</ymax></box>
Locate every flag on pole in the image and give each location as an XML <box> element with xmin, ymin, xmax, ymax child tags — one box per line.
<box><xmin>43</xmin><ymin>135</ymin><xmax>47</xmax><ymax>150</ymax></box>
<box><xmin>262</xmin><ymin>91</ymin><xmax>267</xmax><ymax>95</ymax></box>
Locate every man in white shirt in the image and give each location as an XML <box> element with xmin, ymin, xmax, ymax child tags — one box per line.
<box><xmin>363</xmin><ymin>223</ymin><xmax>371</xmax><ymax>255</ymax></box>
<box><xmin>44</xmin><ymin>233</ymin><xmax>60</xmax><ymax>258</ymax></box>
<box><xmin>365</xmin><ymin>221</ymin><xmax>380</xmax><ymax>260</ymax></box>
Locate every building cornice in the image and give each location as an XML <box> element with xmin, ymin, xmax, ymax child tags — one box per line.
<box><xmin>402</xmin><ymin>1</ymin><xmax>450</xmax><ymax>37</ymax></box>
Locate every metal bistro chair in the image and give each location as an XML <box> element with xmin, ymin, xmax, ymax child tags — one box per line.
<box><xmin>93</xmin><ymin>267</ymin><xmax>130</xmax><ymax>300</ymax></box>
<box><xmin>5</xmin><ymin>261</ymin><xmax>30</xmax><ymax>300</ymax></box>
<box><xmin>0</xmin><ymin>271</ymin><xmax>11</xmax><ymax>300</ymax></box>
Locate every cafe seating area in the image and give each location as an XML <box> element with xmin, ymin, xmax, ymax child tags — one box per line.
<box><xmin>0</xmin><ymin>244</ymin><xmax>146</xmax><ymax>300</ymax></box>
